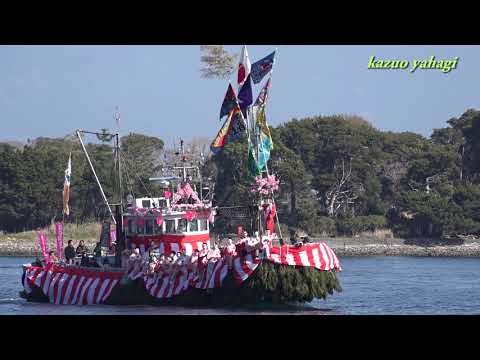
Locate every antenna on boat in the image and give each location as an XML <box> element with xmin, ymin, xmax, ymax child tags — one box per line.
<box><xmin>180</xmin><ymin>138</ymin><xmax>187</xmax><ymax>182</ymax></box>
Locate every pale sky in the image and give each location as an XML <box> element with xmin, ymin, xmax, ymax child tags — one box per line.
<box><xmin>1</xmin><ymin>45</ymin><xmax>479</xmax><ymax>146</ymax></box>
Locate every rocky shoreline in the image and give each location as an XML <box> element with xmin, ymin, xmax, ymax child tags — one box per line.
<box><xmin>332</xmin><ymin>243</ymin><xmax>480</xmax><ymax>257</ymax></box>
<box><xmin>320</xmin><ymin>237</ymin><xmax>480</xmax><ymax>257</ymax></box>
<box><xmin>2</xmin><ymin>237</ymin><xmax>480</xmax><ymax>257</ymax></box>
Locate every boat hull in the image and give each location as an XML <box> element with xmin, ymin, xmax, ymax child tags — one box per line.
<box><xmin>21</xmin><ymin>261</ymin><xmax>342</xmax><ymax>307</ymax></box>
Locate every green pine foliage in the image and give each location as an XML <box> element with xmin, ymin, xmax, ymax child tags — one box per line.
<box><xmin>103</xmin><ymin>262</ymin><xmax>342</xmax><ymax>306</ymax></box>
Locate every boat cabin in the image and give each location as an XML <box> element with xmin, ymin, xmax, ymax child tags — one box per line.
<box><xmin>123</xmin><ymin>195</ymin><xmax>211</xmax><ymax>256</ymax></box>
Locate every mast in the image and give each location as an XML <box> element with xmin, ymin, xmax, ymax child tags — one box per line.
<box><xmin>252</xmin><ymin>48</ymin><xmax>283</xmax><ymax>242</ymax></box>
<box><xmin>114</xmin><ymin>108</ymin><xmax>123</xmax><ymax>213</ymax></box>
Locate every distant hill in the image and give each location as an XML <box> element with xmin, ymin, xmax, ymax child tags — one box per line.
<box><xmin>0</xmin><ymin>140</ymin><xmax>25</xmax><ymax>149</ymax></box>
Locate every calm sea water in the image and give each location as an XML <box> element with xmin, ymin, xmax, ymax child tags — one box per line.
<box><xmin>1</xmin><ymin>256</ymin><xmax>480</xmax><ymax>315</ymax></box>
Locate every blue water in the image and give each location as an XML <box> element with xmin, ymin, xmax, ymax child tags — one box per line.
<box><xmin>1</xmin><ymin>256</ymin><xmax>480</xmax><ymax>314</ymax></box>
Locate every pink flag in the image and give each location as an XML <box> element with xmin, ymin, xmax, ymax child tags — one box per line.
<box><xmin>55</xmin><ymin>222</ymin><xmax>64</xmax><ymax>259</ymax></box>
<box><xmin>155</xmin><ymin>215</ymin><xmax>163</xmax><ymax>226</ymax></box>
<box><xmin>109</xmin><ymin>226</ymin><xmax>116</xmax><ymax>247</ymax></box>
<box><xmin>38</xmin><ymin>231</ymin><xmax>49</xmax><ymax>261</ymax></box>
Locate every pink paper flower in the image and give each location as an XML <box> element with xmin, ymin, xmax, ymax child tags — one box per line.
<box><xmin>250</xmin><ymin>174</ymin><xmax>280</xmax><ymax>195</ymax></box>
<box><xmin>184</xmin><ymin>211</ymin><xmax>196</xmax><ymax>222</ymax></box>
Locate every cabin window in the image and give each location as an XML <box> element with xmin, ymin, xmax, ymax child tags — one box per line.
<box><xmin>128</xmin><ymin>219</ymin><xmax>136</xmax><ymax>234</ymax></box>
<box><xmin>142</xmin><ymin>200</ymin><xmax>151</xmax><ymax>208</ymax></box>
<box><xmin>177</xmin><ymin>219</ymin><xmax>187</xmax><ymax>232</ymax></box>
<box><xmin>154</xmin><ymin>220</ymin><xmax>163</xmax><ymax>234</ymax></box>
<box><xmin>188</xmin><ymin>219</ymin><xmax>198</xmax><ymax>232</ymax></box>
<box><xmin>166</xmin><ymin>220</ymin><xmax>175</xmax><ymax>233</ymax></box>
<box><xmin>199</xmin><ymin>219</ymin><xmax>208</xmax><ymax>231</ymax></box>
<box><xmin>137</xmin><ymin>221</ymin><xmax>145</xmax><ymax>235</ymax></box>
<box><xmin>145</xmin><ymin>219</ymin><xmax>154</xmax><ymax>235</ymax></box>
<box><xmin>158</xmin><ymin>199</ymin><xmax>167</xmax><ymax>208</ymax></box>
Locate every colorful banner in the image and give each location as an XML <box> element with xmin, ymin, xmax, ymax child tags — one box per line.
<box><xmin>254</xmin><ymin>77</ymin><xmax>271</xmax><ymax>107</ymax></box>
<box><xmin>219</xmin><ymin>83</ymin><xmax>237</xmax><ymax>120</ymax></box>
<box><xmin>55</xmin><ymin>222</ymin><xmax>63</xmax><ymax>259</ymax></box>
<box><xmin>248</xmin><ymin>141</ymin><xmax>261</xmax><ymax>176</ymax></box>
<box><xmin>37</xmin><ymin>231</ymin><xmax>49</xmax><ymax>261</ymax></box>
<box><xmin>251</xmin><ymin>51</ymin><xmax>275</xmax><ymax>84</ymax></box>
<box><xmin>210</xmin><ymin>105</ymin><xmax>247</xmax><ymax>154</ymax></box>
<box><xmin>258</xmin><ymin>131</ymin><xmax>272</xmax><ymax>171</ymax></box>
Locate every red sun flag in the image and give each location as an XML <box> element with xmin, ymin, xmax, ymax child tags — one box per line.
<box><xmin>237</xmin><ymin>45</ymin><xmax>251</xmax><ymax>89</ymax></box>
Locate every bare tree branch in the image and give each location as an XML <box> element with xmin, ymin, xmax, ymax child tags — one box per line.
<box><xmin>200</xmin><ymin>45</ymin><xmax>236</xmax><ymax>79</ymax></box>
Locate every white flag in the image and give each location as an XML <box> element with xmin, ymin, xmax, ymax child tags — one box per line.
<box><xmin>63</xmin><ymin>153</ymin><xmax>71</xmax><ymax>215</ymax></box>
<box><xmin>237</xmin><ymin>45</ymin><xmax>251</xmax><ymax>90</ymax></box>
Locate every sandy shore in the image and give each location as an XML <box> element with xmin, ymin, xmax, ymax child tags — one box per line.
<box><xmin>1</xmin><ymin>236</ymin><xmax>480</xmax><ymax>257</ymax></box>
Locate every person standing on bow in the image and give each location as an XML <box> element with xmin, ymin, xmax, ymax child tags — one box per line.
<box><xmin>64</xmin><ymin>240</ymin><xmax>76</xmax><ymax>264</ymax></box>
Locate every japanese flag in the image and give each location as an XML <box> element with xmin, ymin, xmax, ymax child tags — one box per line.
<box><xmin>237</xmin><ymin>45</ymin><xmax>251</xmax><ymax>89</ymax></box>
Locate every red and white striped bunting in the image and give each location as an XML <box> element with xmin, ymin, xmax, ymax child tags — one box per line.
<box><xmin>232</xmin><ymin>254</ymin><xmax>262</xmax><ymax>283</ymax></box>
<box><xmin>23</xmin><ymin>264</ymin><xmax>122</xmax><ymax>305</ymax></box>
<box><xmin>143</xmin><ymin>258</ymin><xmax>229</xmax><ymax>299</ymax></box>
<box><xmin>23</xmin><ymin>243</ymin><xmax>341</xmax><ymax>303</ymax></box>
<box><xmin>232</xmin><ymin>242</ymin><xmax>342</xmax><ymax>284</ymax></box>
<box><xmin>195</xmin><ymin>258</ymin><xmax>229</xmax><ymax>290</ymax></box>
<box><xmin>268</xmin><ymin>242</ymin><xmax>341</xmax><ymax>271</ymax></box>
<box><xmin>145</xmin><ymin>270</ymin><xmax>191</xmax><ymax>299</ymax></box>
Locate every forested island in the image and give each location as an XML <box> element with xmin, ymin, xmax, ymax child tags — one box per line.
<box><xmin>1</xmin><ymin>108</ymin><xmax>479</xmax><ymax>250</ymax></box>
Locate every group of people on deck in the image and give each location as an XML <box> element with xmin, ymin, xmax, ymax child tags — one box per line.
<box><xmin>123</xmin><ymin>230</ymin><xmax>274</xmax><ymax>281</ymax></box>
<box><xmin>37</xmin><ymin>230</ymin><xmax>274</xmax><ymax>274</ymax></box>
<box><xmin>39</xmin><ymin>240</ymin><xmax>116</xmax><ymax>267</ymax></box>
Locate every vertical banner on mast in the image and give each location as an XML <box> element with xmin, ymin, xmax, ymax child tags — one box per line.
<box><xmin>110</xmin><ymin>225</ymin><xmax>116</xmax><ymax>247</ymax></box>
<box><xmin>55</xmin><ymin>222</ymin><xmax>63</xmax><ymax>259</ymax></box>
<box><xmin>38</xmin><ymin>231</ymin><xmax>49</xmax><ymax>261</ymax></box>
<box><xmin>63</xmin><ymin>153</ymin><xmax>72</xmax><ymax>216</ymax></box>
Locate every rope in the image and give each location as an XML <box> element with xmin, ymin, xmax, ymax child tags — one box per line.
<box><xmin>119</xmin><ymin>152</ymin><xmax>135</xmax><ymax>199</ymax></box>
<box><xmin>119</xmin><ymin>151</ymin><xmax>154</xmax><ymax>200</ymax></box>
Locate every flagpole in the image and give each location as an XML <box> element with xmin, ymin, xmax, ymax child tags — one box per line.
<box><xmin>260</xmin><ymin>48</ymin><xmax>284</xmax><ymax>245</ymax></box>
<box><xmin>62</xmin><ymin>152</ymin><xmax>69</xmax><ymax>258</ymax></box>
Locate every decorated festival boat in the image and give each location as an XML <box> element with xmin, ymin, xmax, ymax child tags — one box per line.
<box><xmin>20</xmin><ymin>46</ymin><xmax>342</xmax><ymax>307</ymax></box>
